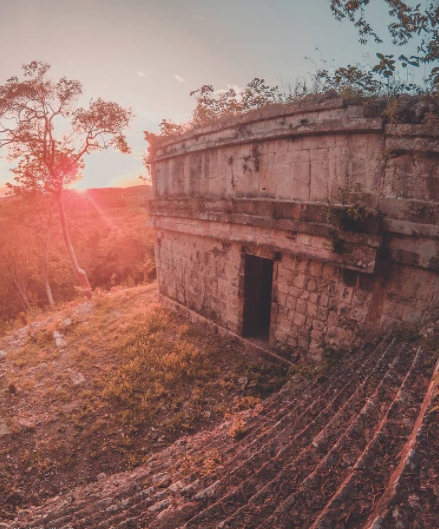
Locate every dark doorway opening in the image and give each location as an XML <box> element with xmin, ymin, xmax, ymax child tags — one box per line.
<box><xmin>242</xmin><ymin>254</ymin><xmax>274</xmax><ymax>342</ymax></box>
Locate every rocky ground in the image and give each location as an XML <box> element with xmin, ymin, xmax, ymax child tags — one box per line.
<box><xmin>0</xmin><ymin>283</ymin><xmax>292</xmax><ymax>520</ymax></box>
<box><xmin>3</xmin><ymin>322</ymin><xmax>438</xmax><ymax>529</ymax></box>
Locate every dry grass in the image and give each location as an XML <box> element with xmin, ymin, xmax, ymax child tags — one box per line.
<box><xmin>0</xmin><ymin>284</ymin><xmax>289</xmax><ymax>519</ymax></box>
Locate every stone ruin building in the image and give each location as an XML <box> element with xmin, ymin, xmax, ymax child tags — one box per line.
<box><xmin>8</xmin><ymin>95</ymin><xmax>439</xmax><ymax>529</ymax></box>
<box><xmin>147</xmin><ymin>95</ymin><xmax>439</xmax><ymax>361</ymax></box>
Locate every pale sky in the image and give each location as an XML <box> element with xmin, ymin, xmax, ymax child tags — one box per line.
<box><xmin>0</xmin><ymin>0</ymin><xmax>422</xmax><ymax>193</ymax></box>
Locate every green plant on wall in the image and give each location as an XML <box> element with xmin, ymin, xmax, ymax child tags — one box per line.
<box><xmin>331</xmin><ymin>185</ymin><xmax>371</xmax><ymax>232</ymax></box>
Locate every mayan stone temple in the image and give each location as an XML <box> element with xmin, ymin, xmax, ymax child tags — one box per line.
<box><xmin>9</xmin><ymin>94</ymin><xmax>439</xmax><ymax>529</ymax></box>
<box><xmin>147</xmin><ymin>95</ymin><xmax>439</xmax><ymax>361</ymax></box>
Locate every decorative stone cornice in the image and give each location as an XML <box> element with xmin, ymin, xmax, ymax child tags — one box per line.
<box><xmin>150</xmin><ymin>102</ymin><xmax>383</xmax><ymax>162</ymax></box>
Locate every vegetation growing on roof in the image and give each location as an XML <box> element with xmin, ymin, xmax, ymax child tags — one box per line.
<box><xmin>146</xmin><ymin>0</ymin><xmax>439</xmax><ymax>144</ymax></box>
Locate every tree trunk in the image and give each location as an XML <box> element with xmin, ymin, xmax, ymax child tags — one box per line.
<box><xmin>56</xmin><ymin>191</ymin><xmax>92</xmax><ymax>299</ymax></box>
<box><xmin>17</xmin><ymin>290</ymin><xmax>31</xmax><ymax>313</ymax></box>
<box><xmin>43</xmin><ymin>203</ymin><xmax>55</xmax><ymax>307</ymax></box>
<box><xmin>3</xmin><ymin>253</ymin><xmax>31</xmax><ymax>312</ymax></box>
<box><xmin>43</xmin><ymin>270</ymin><xmax>55</xmax><ymax>307</ymax></box>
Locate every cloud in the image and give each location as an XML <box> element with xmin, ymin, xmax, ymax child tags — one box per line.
<box><xmin>174</xmin><ymin>74</ymin><xmax>185</xmax><ymax>83</ymax></box>
<box><xmin>195</xmin><ymin>15</ymin><xmax>205</xmax><ymax>21</ymax></box>
<box><xmin>137</xmin><ymin>70</ymin><xmax>147</xmax><ymax>78</ymax></box>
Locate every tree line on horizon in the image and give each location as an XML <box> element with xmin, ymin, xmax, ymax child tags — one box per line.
<box><xmin>0</xmin><ymin>188</ymin><xmax>155</xmax><ymax>332</ymax></box>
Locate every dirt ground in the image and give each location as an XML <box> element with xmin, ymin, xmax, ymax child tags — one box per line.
<box><xmin>0</xmin><ymin>283</ymin><xmax>290</xmax><ymax>520</ymax></box>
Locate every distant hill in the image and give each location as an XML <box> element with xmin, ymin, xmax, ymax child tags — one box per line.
<box><xmin>0</xmin><ymin>184</ymin><xmax>154</xmax><ymax>326</ymax></box>
<box><xmin>63</xmin><ymin>185</ymin><xmax>151</xmax><ymax>211</ymax></box>
<box><xmin>0</xmin><ymin>184</ymin><xmax>152</xmax><ymax>209</ymax></box>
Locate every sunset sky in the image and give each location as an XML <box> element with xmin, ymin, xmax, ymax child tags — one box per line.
<box><xmin>0</xmin><ymin>0</ymin><xmax>422</xmax><ymax>193</ymax></box>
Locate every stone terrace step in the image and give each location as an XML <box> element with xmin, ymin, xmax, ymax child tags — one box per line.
<box><xmin>90</xmin><ymin>340</ymin><xmax>381</xmax><ymax>529</ymax></box>
<box><xmin>363</xmin><ymin>358</ymin><xmax>439</xmax><ymax>529</ymax></box>
<box><xmin>4</xmin><ymin>333</ymin><xmax>438</xmax><ymax>529</ymax></box>
<box><xmin>198</xmin><ymin>340</ymin><xmax>413</xmax><ymax>529</ymax></box>
<box><xmin>261</xmin><ymin>344</ymin><xmax>422</xmax><ymax>528</ymax></box>
<box><xmin>309</xmin><ymin>345</ymin><xmax>435</xmax><ymax>529</ymax></box>
<box><xmin>169</xmin><ymin>336</ymin><xmax>398</xmax><ymax>529</ymax></box>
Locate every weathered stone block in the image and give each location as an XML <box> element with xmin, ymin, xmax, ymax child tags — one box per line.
<box><xmin>300</xmin><ymin>290</ymin><xmax>310</xmax><ymax>301</ymax></box>
<box><xmin>294</xmin><ymin>312</ymin><xmax>306</xmax><ymax>327</ymax></box>
<box><xmin>310</xmin><ymin>148</ymin><xmax>330</xmax><ymax>161</ymax></box>
<box><xmin>312</xmin><ymin>319</ymin><xmax>325</xmax><ymax>331</ymax></box>
<box><xmin>317</xmin><ymin>305</ymin><xmax>329</xmax><ymax>321</ymax></box>
<box><xmin>310</xmin><ymin>160</ymin><xmax>329</xmax><ymax>201</ymax></box>
<box><xmin>293</xmin><ymin>274</ymin><xmax>306</xmax><ymax>289</ymax></box>
<box><xmin>290</xmin><ymin>163</ymin><xmax>311</xmax><ymax>202</ymax></box>
<box><xmin>307</xmin><ymin>303</ymin><xmax>318</xmax><ymax>318</ymax></box>
<box><xmin>274</xmin><ymin>165</ymin><xmax>293</xmax><ymax>200</ymax></box>
<box><xmin>296</xmin><ymin>299</ymin><xmax>307</xmax><ymax>315</ymax></box>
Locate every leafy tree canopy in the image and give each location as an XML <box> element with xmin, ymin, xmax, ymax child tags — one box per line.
<box><xmin>0</xmin><ymin>61</ymin><xmax>133</xmax><ymax>299</ymax></box>
<box><xmin>0</xmin><ymin>61</ymin><xmax>132</xmax><ymax>196</ymax></box>
<box><xmin>329</xmin><ymin>1</ymin><xmax>439</xmax><ymax>64</ymax></box>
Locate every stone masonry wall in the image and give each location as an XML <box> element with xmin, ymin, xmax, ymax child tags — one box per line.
<box><xmin>156</xmin><ymin>227</ymin><xmax>438</xmax><ymax>360</ymax></box>
<box><xmin>148</xmin><ymin>95</ymin><xmax>439</xmax><ymax>359</ymax></box>
<box><xmin>272</xmin><ymin>255</ymin><xmax>439</xmax><ymax>359</ymax></box>
<box><xmin>155</xmin><ymin>230</ymin><xmax>242</xmax><ymax>333</ymax></box>
<box><xmin>154</xmin><ymin>132</ymin><xmax>382</xmax><ymax>204</ymax></box>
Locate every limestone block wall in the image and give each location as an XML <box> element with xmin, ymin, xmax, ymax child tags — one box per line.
<box><xmin>272</xmin><ymin>256</ymin><xmax>439</xmax><ymax>357</ymax></box>
<box><xmin>155</xmin><ymin>230</ymin><xmax>241</xmax><ymax>333</ymax></box>
<box><xmin>153</xmin><ymin>101</ymin><xmax>383</xmax><ymax>205</ymax></box>
<box><xmin>148</xmin><ymin>95</ymin><xmax>439</xmax><ymax>359</ymax></box>
<box><xmin>155</xmin><ymin>224</ymin><xmax>438</xmax><ymax>359</ymax></box>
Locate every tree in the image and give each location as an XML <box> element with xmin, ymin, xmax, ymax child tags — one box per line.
<box><xmin>0</xmin><ymin>61</ymin><xmax>132</xmax><ymax>298</ymax></box>
<box><xmin>321</xmin><ymin>2</ymin><xmax>439</xmax><ymax>95</ymax></box>
<box><xmin>38</xmin><ymin>195</ymin><xmax>56</xmax><ymax>307</ymax></box>
<box><xmin>328</xmin><ymin>1</ymin><xmax>439</xmax><ymax>68</ymax></box>
<box><xmin>2</xmin><ymin>249</ymin><xmax>31</xmax><ymax>313</ymax></box>
<box><xmin>150</xmin><ymin>78</ymin><xmax>285</xmax><ymax>138</ymax></box>
<box><xmin>0</xmin><ymin>192</ymin><xmax>69</xmax><ymax>316</ymax></box>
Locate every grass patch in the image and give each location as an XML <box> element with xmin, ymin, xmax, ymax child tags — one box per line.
<box><xmin>95</xmin><ymin>308</ymin><xmax>289</xmax><ymax>437</ymax></box>
<box><xmin>0</xmin><ymin>286</ymin><xmax>290</xmax><ymax>519</ymax></box>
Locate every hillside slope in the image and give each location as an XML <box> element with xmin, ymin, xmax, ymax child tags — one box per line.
<box><xmin>0</xmin><ymin>185</ymin><xmax>154</xmax><ymax>328</ymax></box>
<box><xmin>0</xmin><ymin>284</ymin><xmax>290</xmax><ymax>520</ymax></box>
<box><xmin>3</xmin><ymin>313</ymin><xmax>438</xmax><ymax>528</ymax></box>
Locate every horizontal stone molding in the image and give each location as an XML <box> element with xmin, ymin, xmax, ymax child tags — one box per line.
<box><xmin>149</xmin><ymin>197</ymin><xmax>439</xmax><ymax>272</ymax></box>
<box><xmin>154</xmin><ymin>216</ymin><xmax>378</xmax><ymax>274</ymax></box>
<box><xmin>150</xmin><ymin>106</ymin><xmax>439</xmax><ymax>159</ymax></box>
<box><xmin>386</xmin><ymin>136</ymin><xmax>439</xmax><ymax>154</ymax></box>
<box><xmin>152</xmin><ymin>116</ymin><xmax>383</xmax><ymax>163</ymax></box>
<box><xmin>385</xmin><ymin>233</ymin><xmax>439</xmax><ymax>272</ymax></box>
<box><xmin>385</xmin><ymin>124</ymin><xmax>439</xmax><ymax>155</ymax></box>
<box><xmin>149</xmin><ymin>196</ymin><xmax>439</xmax><ymax>241</ymax></box>
<box><xmin>385</xmin><ymin>123</ymin><xmax>439</xmax><ymax>139</ymax></box>
<box><xmin>148</xmin><ymin>197</ymin><xmax>383</xmax><ymax>236</ymax></box>
<box><xmin>382</xmin><ymin>217</ymin><xmax>439</xmax><ymax>240</ymax></box>
<box><xmin>151</xmin><ymin>96</ymin><xmax>348</xmax><ymax>151</ymax></box>
<box><xmin>380</xmin><ymin>198</ymin><xmax>439</xmax><ymax>227</ymax></box>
